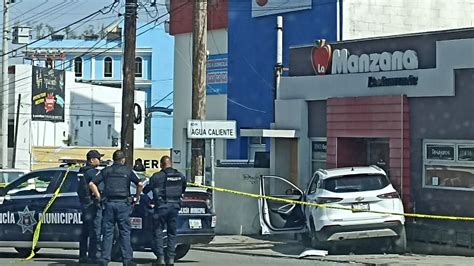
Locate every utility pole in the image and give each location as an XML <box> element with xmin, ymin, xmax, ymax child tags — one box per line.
<box><xmin>121</xmin><ymin>0</ymin><xmax>137</xmax><ymax>167</ymax></box>
<box><xmin>191</xmin><ymin>0</ymin><xmax>208</xmax><ymax>182</ymax></box>
<box><xmin>274</xmin><ymin>16</ymin><xmax>283</xmax><ymax>123</ymax></box>
<box><xmin>1</xmin><ymin>0</ymin><xmax>9</xmax><ymax>168</ymax></box>
<box><xmin>12</xmin><ymin>94</ymin><xmax>20</xmax><ymax>168</ymax></box>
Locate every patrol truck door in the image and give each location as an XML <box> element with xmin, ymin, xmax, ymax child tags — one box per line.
<box><xmin>43</xmin><ymin>170</ymin><xmax>82</xmax><ymax>244</ymax></box>
<box><xmin>0</xmin><ymin>170</ymin><xmax>62</xmax><ymax>243</ymax></box>
<box><xmin>258</xmin><ymin>175</ymin><xmax>307</xmax><ymax>235</ymax></box>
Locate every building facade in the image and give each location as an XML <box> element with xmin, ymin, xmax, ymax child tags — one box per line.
<box><xmin>9</xmin><ymin>64</ymin><xmax>145</xmax><ymax>170</ymax></box>
<box><xmin>169</xmin><ymin>0</ymin><xmax>474</xmax><ymax>177</ymax></box>
<box><xmin>23</xmin><ymin>23</ymin><xmax>174</xmax><ymax>148</ymax></box>
<box><xmin>169</xmin><ymin>0</ymin><xmax>340</xmax><ymax>173</ymax></box>
<box><xmin>274</xmin><ymin>28</ymin><xmax>474</xmax><ymax>218</ymax></box>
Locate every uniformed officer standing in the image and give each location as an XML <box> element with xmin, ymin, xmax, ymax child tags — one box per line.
<box><xmin>77</xmin><ymin>149</ymin><xmax>104</xmax><ymax>264</ymax></box>
<box><xmin>143</xmin><ymin>155</ymin><xmax>186</xmax><ymax>266</ymax></box>
<box><xmin>89</xmin><ymin>150</ymin><xmax>143</xmax><ymax>266</ymax></box>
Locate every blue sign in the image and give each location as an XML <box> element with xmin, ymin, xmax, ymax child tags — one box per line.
<box><xmin>207</xmin><ymin>54</ymin><xmax>227</xmax><ymax>95</ymax></box>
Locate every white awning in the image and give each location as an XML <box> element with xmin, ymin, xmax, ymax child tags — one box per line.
<box><xmin>240</xmin><ymin>129</ymin><xmax>298</xmax><ymax>138</ymax></box>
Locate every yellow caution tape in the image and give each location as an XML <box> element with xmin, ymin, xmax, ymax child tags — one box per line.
<box><xmin>188</xmin><ymin>182</ymin><xmax>474</xmax><ymax>221</ymax></box>
<box><xmin>22</xmin><ymin>164</ymin><xmax>82</xmax><ymax>261</ymax></box>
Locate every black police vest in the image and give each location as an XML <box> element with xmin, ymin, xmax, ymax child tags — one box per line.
<box><xmin>164</xmin><ymin>169</ymin><xmax>184</xmax><ymax>202</ymax></box>
<box><xmin>77</xmin><ymin>165</ymin><xmax>94</xmax><ymax>206</ymax></box>
<box><xmin>103</xmin><ymin>166</ymin><xmax>130</xmax><ymax>200</ymax></box>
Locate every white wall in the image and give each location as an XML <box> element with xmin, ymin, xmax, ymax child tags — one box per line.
<box><xmin>343</xmin><ymin>0</ymin><xmax>474</xmax><ymax>40</ymax></box>
<box><xmin>68</xmin><ymin>74</ymin><xmax>145</xmax><ymax>148</ymax></box>
<box><xmin>172</xmin><ymin>29</ymin><xmax>228</xmax><ymax>173</ymax></box>
<box><xmin>214</xmin><ymin>167</ymin><xmax>269</xmax><ymax>235</ymax></box>
<box><xmin>10</xmin><ymin>65</ymin><xmax>145</xmax><ymax>170</ymax></box>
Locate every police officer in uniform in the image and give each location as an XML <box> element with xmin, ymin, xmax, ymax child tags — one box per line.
<box><xmin>143</xmin><ymin>155</ymin><xmax>186</xmax><ymax>266</ymax></box>
<box><xmin>89</xmin><ymin>150</ymin><xmax>143</xmax><ymax>266</ymax></box>
<box><xmin>77</xmin><ymin>150</ymin><xmax>104</xmax><ymax>264</ymax></box>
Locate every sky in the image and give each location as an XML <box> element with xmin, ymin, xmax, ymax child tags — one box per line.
<box><xmin>6</xmin><ymin>0</ymin><xmax>168</xmax><ymax>37</ymax></box>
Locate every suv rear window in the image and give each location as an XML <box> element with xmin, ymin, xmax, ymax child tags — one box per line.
<box><xmin>323</xmin><ymin>174</ymin><xmax>390</xmax><ymax>192</ymax></box>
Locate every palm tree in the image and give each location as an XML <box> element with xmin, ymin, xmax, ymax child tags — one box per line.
<box><xmin>45</xmin><ymin>24</ymin><xmax>55</xmax><ymax>35</ymax></box>
<box><xmin>34</xmin><ymin>23</ymin><xmax>44</xmax><ymax>39</ymax></box>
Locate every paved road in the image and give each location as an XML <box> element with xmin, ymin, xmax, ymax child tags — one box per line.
<box><xmin>0</xmin><ymin>248</ymin><xmax>344</xmax><ymax>266</ymax></box>
<box><xmin>2</xmin><ymin>236</ymin><xmax>474</xmax><ymax>265</ymax></box>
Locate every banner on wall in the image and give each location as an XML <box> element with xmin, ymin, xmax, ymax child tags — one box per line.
<box><xmin>31</xmin><ymin>66</ymin><xmax>65</xmax><ymax>122</ymax></box>
<box><xmin>252</xmin><ymin>0</ymin><xmax>312</xmax><ymax>18</ymax></box>
<box><xmin>207</xmin><ymin>54</ymin><xmax>228</xmax><ymax>95</ymax></box>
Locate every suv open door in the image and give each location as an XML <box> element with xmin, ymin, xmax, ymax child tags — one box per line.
<box><xmin>258</xmin><ymin>175</ymin><xmax>307</xmax><ymax>235</ymax></box>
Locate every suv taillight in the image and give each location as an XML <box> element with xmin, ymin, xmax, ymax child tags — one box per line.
<box><xmin>316</xmin><ymin>197</ymin><xmax>343</xmax><ymax>204</ymax></box>
<box><xmin>377</xmin><ymin>192</ymin><xmax>399</xmax><ymax>199</ymax></box>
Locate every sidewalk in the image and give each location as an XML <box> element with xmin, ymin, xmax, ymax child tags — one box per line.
<box><xmin>193</xmin><ymin>235</ymin><xmax>474</xmax><ymax>265</ymax></box>
<box><xmin>193</xmin><ymin>235</ymin><xmax>360</xmax><ymax>264</ymax></box>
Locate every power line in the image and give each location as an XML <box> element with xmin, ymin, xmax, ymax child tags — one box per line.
<box><xmin>0</xmin><ymin>1</ymin><xmax>189</xmax><ymax>108</ymax></box>
<box><xmin>0</xmin><ymin>0</ymin><xmax>119</xmax><ymax>58</ymax></box>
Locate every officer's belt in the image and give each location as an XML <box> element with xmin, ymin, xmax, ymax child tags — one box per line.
<box><xmin>106</xmin><ymin>197</ymin><xmax>130</xmax><ymax>202</ymax></box>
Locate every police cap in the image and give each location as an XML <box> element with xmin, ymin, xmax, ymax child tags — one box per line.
<box><xmin>86</xmin><ymin>150</ymin><xmax>104</xmax><ymax>160</ymax></box>
<box><xmin>112</xmin><ymin>150</ymin><xmax>126</xmax><ymax>161</ymax></box>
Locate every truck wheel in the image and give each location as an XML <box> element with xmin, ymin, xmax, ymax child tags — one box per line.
<box><xmin>15</xmin><ymin>248</ymin><xmax>39</xmax><ymax>258</ymax></box>
<box><xmin>175</xmin><ymin>244</ymin><xmax>191</xmax><ymax>261</ymax></box>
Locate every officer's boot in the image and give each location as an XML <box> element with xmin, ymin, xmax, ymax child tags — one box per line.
<box><xmin>165</xmin><ymin>256</ymin><xmax>175</xmax><ymax>266</ymax></box>
<box><xmin>153</xmin><ymin>256</ymin><xmax>165</xmax><ymax>266</ymax></box>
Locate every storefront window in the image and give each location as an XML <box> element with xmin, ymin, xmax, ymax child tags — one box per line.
<box><xmin>311</xmin><ymin>138</ymin><xmax>327</xmax><ymax>174</ymax></box>
<box><xmin>423</xmin><ymin>141</ymin><xmax>474</xmax><ymax>190</ymax></box>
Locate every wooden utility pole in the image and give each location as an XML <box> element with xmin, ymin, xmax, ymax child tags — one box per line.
<box><xmin>121</xmin><ymin>0</ymin><xmax>138</xmax><ymax>167</ymax></box>
<box><xmin>12</xmin><ymin>94</ymin><xmax>20</xmax><ymax>168</ymax></box>
<box><xmin>191</xmin><ymin>0</ymin><xmax>208</xmax><ymax>182</ymax></box>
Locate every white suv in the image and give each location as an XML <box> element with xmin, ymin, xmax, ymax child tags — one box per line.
<box><xmin>258</xmin><ymin>166</ymin><xmax>406</xmax><ymax>253</ymax></box>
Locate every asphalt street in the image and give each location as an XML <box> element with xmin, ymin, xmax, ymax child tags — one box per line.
<box><xmin>1</xmin><ymin>236</ymin><xmax>474</xmax><ymax>265</ymax></box>
<box><xmin>0</xmin><ymin>248</ymin><xmax>345</xmax><ymax>266</ymax></box>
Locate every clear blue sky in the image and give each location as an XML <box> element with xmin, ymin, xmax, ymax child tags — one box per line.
<box><xmin>7</xmin><ymin>0</ymin><xmax>168</xmax><ymax>36</ymax></box>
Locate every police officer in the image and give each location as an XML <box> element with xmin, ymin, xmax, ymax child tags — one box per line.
<box><xmin>89</xmin><ymin>150</ymin><xmax>143</xmax><ymax>266</ymax></box>
<box><xmin>143</xmin><ymin>155</ymin><xmax>186</xmax><ymax>266</ymax></box>
<box><xmin>77</xmin><ymin>149</ymin><xmax>104</xmax><ymax>264</ymax></box>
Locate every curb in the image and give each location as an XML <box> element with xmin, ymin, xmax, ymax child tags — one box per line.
<box><xmin>192</xmin><ymin>246</ymin><xmax>364</xmax><ymax>265</ymax></box>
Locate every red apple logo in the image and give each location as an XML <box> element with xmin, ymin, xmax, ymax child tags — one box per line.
<box><xmin>311</xmin><ymin>39</ymin><xmax>332</xmax><ymax>75</ymax></box>
<box><xmin>256</xmin><ymin>0</ymin><xmax>268</xmax><ymax>7</ymax></box>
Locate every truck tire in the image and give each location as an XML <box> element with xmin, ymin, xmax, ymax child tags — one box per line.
<box><xmin>15</xmin><ymin>248</ymin><xmax>39</xmax><ymax>258</ymax></box>
<box><xmin>175</xmin><ymin>244</ymin><xmax>191</xmax><ymax>261</ymax></box>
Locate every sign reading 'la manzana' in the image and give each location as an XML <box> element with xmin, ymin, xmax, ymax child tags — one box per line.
<box><xmin>311</xmin><ymin>41</ymin><xmax>419</xmax><ymax>75</ymax></box>
<box><xmin>331</xmin><ymin>49</ymin><xmax>418</xmax><ymax>74</ymax></box>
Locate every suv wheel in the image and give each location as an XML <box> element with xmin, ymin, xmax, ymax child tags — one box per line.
<box><xmin>301</xmin><ymin>232</ymin><xmax>312</xmax><ymax>247</ymax></box>
<box><xmin>391</xmin><ymin>226</ymin><xmax>407</xmax><ymax>254</ymax></box>
<box><xmin>310</xmin><ymin>231</ymin><xmax>326</xmax><ymax>249</ymax></box>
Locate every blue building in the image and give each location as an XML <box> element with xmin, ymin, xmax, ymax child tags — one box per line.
<box><xmin>169</xmin><ymin>0</ymin><xmax>341</xmax><ymax>174</ymax></box>
<box><xmin>24</xmin><ymin>23</ymin><xmax>174</xmax><ymax>148</ymax></box>
<box><xmin>226</xmin><ymin>0</ymin><xmax>341</xmax><ymax>159</ymax></box>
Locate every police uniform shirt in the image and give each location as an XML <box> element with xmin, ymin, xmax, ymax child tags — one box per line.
<box><xmin>143</xmin><ymin>167</ymin><xmax>186</xmax><ymax>202</ymax></box>
<box><xmin>77</xmin><ymin>163</ymin><xmax>102</xmax><ymax>205</ymax></box>
<box><xmin>91</xmin><ymin>163</ymin><xmax>141</xmax><ymax>197</ymax></box>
